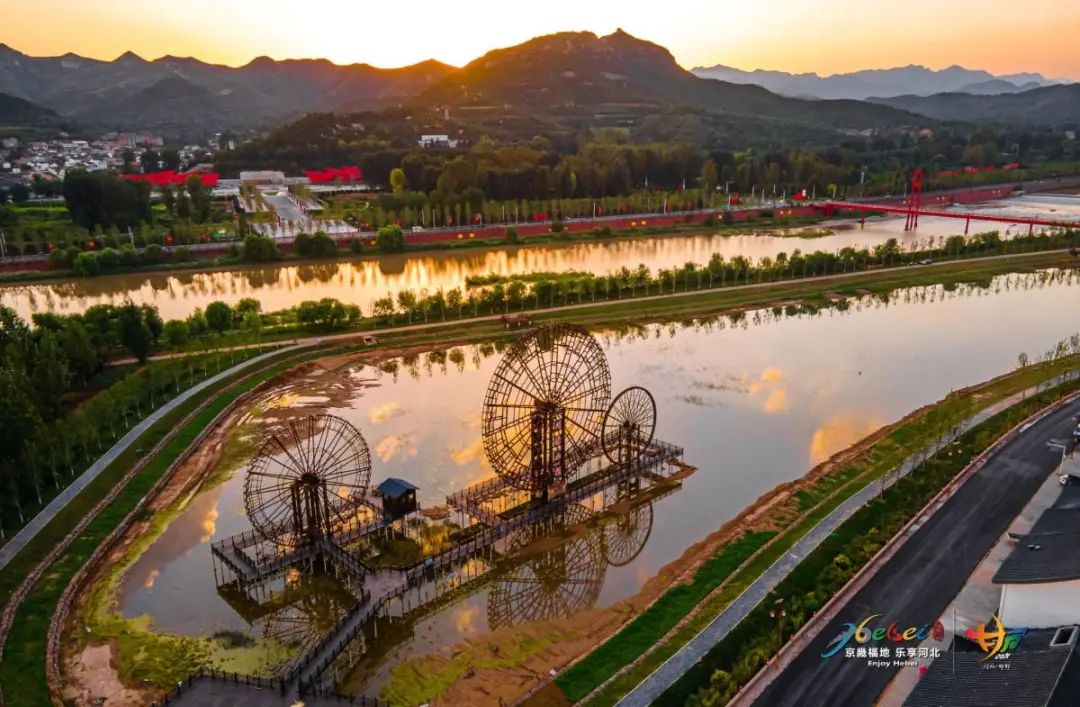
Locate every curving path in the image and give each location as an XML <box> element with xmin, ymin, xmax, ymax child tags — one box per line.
<box><xmin>614</xmin><ymin>371</ymin><xmax>1080</xmax><ymax>707</ymax></box>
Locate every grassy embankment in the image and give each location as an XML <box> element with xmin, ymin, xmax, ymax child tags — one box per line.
<box><xmin>558</xmin><ymin>354</ymin><xmax>1080</xmax><ymax>706</ymax></box>
<box><xmin>656</xmin><ymin>376</ymin><xmax>1080</xmax><ymax>706</ymax></box>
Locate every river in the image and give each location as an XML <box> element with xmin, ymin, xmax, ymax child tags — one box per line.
<box><xmin>109</xmin><ymin>267</ymin><xmax>1080</xmax><ymax>699</ymax></box>
<box><xmin>4</xmin><ymin>194</ymin><xmax>1077</xmax><ymax>323</ymax></box>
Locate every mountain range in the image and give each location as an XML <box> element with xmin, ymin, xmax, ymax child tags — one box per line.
<box><xmin>0</xmin><ymin>34</ymin><xmax>926</xmax><ymax>140</ymax></box>
<box><xmin>870</xmin><ymin>84</ymin><xmax>1080</xmax><ymax>124</ymax></box>
<box><xmin>0</xmin><ymin>33</ymin><xmax>1075</xmax><ymax>140</ymax></box>
<box><xmin>689</xmin><ymin>63</ymin><xmax>1064</xmax><ymax>100</ymax></box>
<box><xmin>0</xmin><ymin>42</ymin><xmax>452</xmax><ymax>136</ymax></box>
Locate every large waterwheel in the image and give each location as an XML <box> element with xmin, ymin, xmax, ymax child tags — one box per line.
<box><xmin>482</xmin><ymin>324</ymin><xmax>611</xmax><ymax>497</ymax></box>
<box><xmin>244</xmin><ymin>414</ymin><xmax>372</xmax><ymax>548</ymax></box>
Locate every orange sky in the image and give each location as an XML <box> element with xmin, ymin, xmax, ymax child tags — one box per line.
<box><xmin>4</xmin><ymin>0</ymin><xmax>1079</xmax><ymax>78</ymax></box>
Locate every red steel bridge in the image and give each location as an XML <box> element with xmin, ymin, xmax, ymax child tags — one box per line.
<box><xmin>823</xmin><ymin>168</ymin><xmax>1080</xmax><ymax>234</ymax></box>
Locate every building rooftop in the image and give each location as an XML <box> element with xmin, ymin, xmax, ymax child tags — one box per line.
<box><xmin>376</xmin><ymin>477</ymin><xmax>419</xmax><ymax>500</ymax></box>
<box><xmin>994</xmin><ymin>481</ymin><xmax>1080</xmax><ymax>584</ymax></box>
<box><xmin>904</xmin><ymin>626</ymin><xmax>1080</xmax><ymax>707</ymax></box>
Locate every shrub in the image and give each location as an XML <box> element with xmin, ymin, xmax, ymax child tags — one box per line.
<box><xmin>376</xmin><ymin>225</ymin><xmax>405</xmax><ymax>253</ymax></box>
<box><xmin>722</xmin><ymin>210</ymin><xmax>734</xmax><ymax>225</ymax></box>
<box><xmin>143</xmin><ymin>243</ymin><xmax>164</xmax><ymax>264</ymax></box>
<box><xmin>47</xmin><ymin>249</ymin><xmax>70</xmax><ymax>270</ymax></box>
<box><xmin>505</xmin><ymin>227</ymin><xmax>519</xmax><ymax>244</ymax></box>
<box><xmin>349</xmin><ymin>238</ymin><xmax>363</xmax><ymax>254</ymax></box>
<box><xmin>173</xmin><ymin>246</ymin><xmax>192</xmax><ymax>263</ymax></box>
<box><xmin>242</xmin><ymin>234</ymin><xmax>278</xmax><ymax>262</ymax></box>
<box><xmin>703</xmin><ymin>215</ymin><xmax>716</xmax><ymax>227</ymax></box>
<box><xmin>311</xmin><ymin>231</ymin><xmax>338</xmax><ymax>257</ymax></box>
<box><xmin>98</xmin><ymin>247</ymin><xmax>119</xmax><ymax>269</ymax></box>
<box><xmin>119</xmin><ymin>244</ymin><xmax>139</xmax><ymax>266</ymax></box>
<box><xmin>759</xmin><ymin>208</ymin><xmax>774</xmax><ymax>218</ymax></box>
<box><xmin>72</xmin><ymin>251</ymin><xmax>100</xmax><ymax>276</ymax></box>
<box><xmin>551</xmin><ymin>220</ymin><xmax>566</xmax><ymax>233</ymax></box>
<box><xmin>294</xmin><ymin>232</ymin><xmax>314</xmax><ymax>257</ymax></box>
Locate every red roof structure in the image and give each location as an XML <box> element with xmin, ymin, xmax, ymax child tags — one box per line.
<box><xmin>304</xmin><ymin>166</ymin><xmax>363</xmax><ymax>184</ymax></box>
<box><xmin>120</xmin><ymin>170</ymin><xmax>219</xmax><ymax>187</ymax></box>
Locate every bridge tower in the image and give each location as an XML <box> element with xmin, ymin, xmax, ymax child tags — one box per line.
<box><xmin>904</xmin><ymin>168</ymin><xmax>924</xmax><ymax>231</ymax></box>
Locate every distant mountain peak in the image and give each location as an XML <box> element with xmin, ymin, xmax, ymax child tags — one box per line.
<box><xmin>691</xmin><ymin>62</ymin><xmax>1060</xmax><ymax>100</ymax></box>
<box><xmin>115</xmin><ymin>50</ymin><xmax>147</xmax><ymax>64</ymax></box>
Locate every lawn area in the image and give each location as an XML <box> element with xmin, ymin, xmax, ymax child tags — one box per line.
<box><xmin>556</xmin><ymin>531</ymin><xmax>776</xmax><ymax>701</ymax></box>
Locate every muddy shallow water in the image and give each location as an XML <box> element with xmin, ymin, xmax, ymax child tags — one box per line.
<box><xmin>109</xmin><ymin>267</ymin><xmax>1080</xmax><ymax>698</ymax></box>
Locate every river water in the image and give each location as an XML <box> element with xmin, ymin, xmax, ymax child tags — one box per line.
<box><xmin>4</xmin><ymin>194</ymin><xmax>1077</xmax><ymax>323</ymax></box>
<box><xmin>111</xmin><ymin>268</ymin><xmax>1079</xmax><ymax>697</ymax></box>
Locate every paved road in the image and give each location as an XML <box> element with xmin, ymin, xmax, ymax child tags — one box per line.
<box><xmin>750</xmin><ymin>396</ymin><xmax>1080</xmax><ymax>707</ymax></box>
<box><xmin>612</xmin><ymin>374</ymin><xmax>1078</xmax><ymax>707</ymax></box>
<box><xmin>0</xmin><ymin>344</ymin><xmax>304</xmax><ymax>573</ymax></box>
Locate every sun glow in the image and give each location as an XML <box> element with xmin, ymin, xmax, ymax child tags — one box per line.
<box><xmin>4</xmin><ymin>0</ymin><xmax>1078</xmax><ymax>79</ymax></box>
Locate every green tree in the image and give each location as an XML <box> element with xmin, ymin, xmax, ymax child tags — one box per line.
<box><xmin>117</xmin><ymin>303</ymin><xmax>153</xmax><ymax>362</ymax></box>
<box><xmin>701</xmin><ymin>159</ymin><xmax>719</xmax><ymax>194</ymax></box>
<box><xmin>31</xmin><ymin>330</ymin><xmax>69</xmax><ymax>418</ymax></box>
<box><xmin>60</xmin><ymin>320</ymin><xmax>99</xmax><ymax>384</ymax></box>
<box><xmin>163</xmin><ymin>320</ymin><xmax>190</xmax><ymax>349</ymax></box>
<box><xmin>205</xmin><ymin>301</ymin><xmax>233</xmax><ymax>333</ymax></box>
<box><xmin>141</xmin><ymin>305</ymin><xmax>164</xmax><ymax>341</ymax></box>
<box><xmin>389</xmin><ymin>167</ymin><xmax>408</xmax><ymax>194</ymax></box>
<box><xmin>10</xmin><ymin>183</ymin><xmax>31</xmax><ymax>204</ymax></box>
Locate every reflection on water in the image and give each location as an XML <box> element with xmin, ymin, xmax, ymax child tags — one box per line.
<box><xmin>4</xmin><ymin>195</ymin><xmax>1077</xmax><ymax>323</ymax></box>
<box><xmin>115</xmin><ymin>269</ymin><xmax>1080</xmax><ymax>692</ymax></box>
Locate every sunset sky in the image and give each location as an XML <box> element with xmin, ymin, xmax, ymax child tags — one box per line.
<box><xmin>5</xmin><ymin>0</ymin><xmax>1080</xmax><ymax>78</ymax></box>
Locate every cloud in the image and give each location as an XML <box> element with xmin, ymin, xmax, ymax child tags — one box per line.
<box><xmin>199</xmin><ymin>505</ymin><xmax>219</xmax><ymax>543</ymax></box>
<box><xmin>760</xmin><ymin>367</ymin><xmax>784</xmax><ymax>383</ymax></box>
<box><xmin>374</xmin><ymin>434</ymin><xmax>418</xmax><ymax>462</ymax></box>
<box><xmin>808</xmin><ymin>412</ymin><xmax>886</xmax><ymax>466</ymax></box>
<box><xmin>451</xmin><ymin>437</ymin><xmax>487</xmax><ymax>466</ymax></box>
<box><xmin>762</xmin><ymin>388</ymin><xmax>790</xmax><ymax>414</ymax></box>
<box><xmin>368</xmin><ymin>402</ymin><xmax>404</xmax><ymax>424</ymax></box>
<box><xmin>453</xmin><ymin>605</ymin><xmax>479</xmax><ymax>634</ymax></box>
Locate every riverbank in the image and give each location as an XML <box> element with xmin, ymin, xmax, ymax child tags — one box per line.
<box><xmin>0</xmin><ymin>214</ymin><xmax>832</xmax><ymax>286</ymax></box>
<box><xmin>1</xmin><ymin>249</ymin><xmax>1075</xmax><ymax>706</ymax></box>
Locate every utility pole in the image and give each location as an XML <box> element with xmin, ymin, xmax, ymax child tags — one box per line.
<box><xmin>770</xmin><ymin>598</ymin><xmax>786</xmax><ymax>670</ymax></box>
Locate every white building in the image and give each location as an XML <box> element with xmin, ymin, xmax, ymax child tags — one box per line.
<box><xmin>418</xmin><ymin>134</ymin><xmax>459</xmax><ymax>149</ymax></box>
